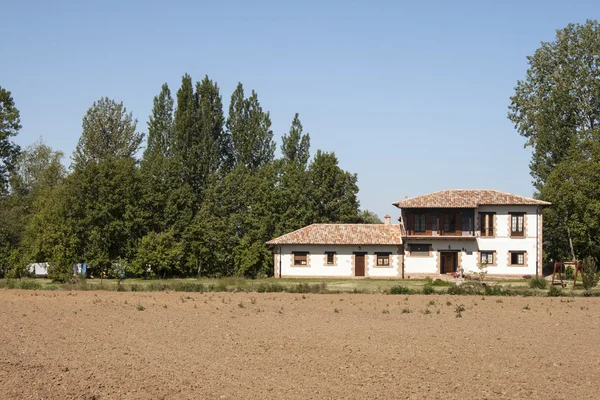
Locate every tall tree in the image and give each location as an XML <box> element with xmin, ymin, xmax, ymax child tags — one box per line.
<box><xmin>227</xmin><ymin>84</ymin><xmax>275</xmax><ymax>170</ymax></box>
<box><xmin>276</xmin><ymin>113</ymin><xmax>312</xmax><ymax>234</ymax></box>
<box><xmin>73</xmin><ymin>97</ymin><xmax>144</xmax><ymax>167</ymax></box>
<box><xmin>141</xmin><ymin>83</ymin><xmax>176</xmax><ymax>233</ymax></box>
<box><xmin>508</xmin><ymin>20</ymin><xmax>600</xmax><ymax>261</ymax></box>
<box><xmin>308</xmin><ymin>150</ymin><xmax>361</xmax><ymax>223</ymax></box>
<box><xmin>0</xmin><ymin>87</ymin><xmax>21</xmax><ymax>195</ymax></box>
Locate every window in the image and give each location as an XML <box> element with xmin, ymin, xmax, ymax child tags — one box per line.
<box><xmin>479</xmin><ymin>212</ymin><xmax>494</xmax><ymax>237</ymax></box>
<box><xmin>510</xmin><ymin>251</ymin><xmax>525</xmax><ymax>266</ymax></box>
<box><xmin>480</xmin><ymin>251</ymin><xmax>494</xmax><ymax>265</ymax></box>
<box><xmin>376</xmin><ymin>253</ymin><xmax>390</xmax><ymax>266</ymax></box>
<box><xmin>511</xmin><ymin>213</ymin><xmax>525</xmax><ymax>237</ymax></box>
<box><xmin>409</xmin><ymin>244</ymin><xmax>431</xmax><ymax>257</ymax></box>
<box><xmin>325</xmin><ymin>252</ymin><xmax>335</xmax><ymax>265</ymax></box>
<box><xmin>444</xmin><ymin>214</ymin><xmax>457</xmax><ymax>233</ymax></box>
<box><xmin>414</xmin><ymin>214</ymin><xmax>426</xmax><ymax>232</ymax></box>
<box><xmin>293</xmin><ymin>252</ymin><xmax>308</xmax><ymax>266</ymax></box>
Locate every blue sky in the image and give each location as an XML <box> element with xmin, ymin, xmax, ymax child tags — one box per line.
<box><xmin>2</xmin><ymin>0</ymin><xmax>599</xmax><ymax>219</ymax></box>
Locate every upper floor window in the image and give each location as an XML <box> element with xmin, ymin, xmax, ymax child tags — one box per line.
<box><xmin>444</xmin><ymin>214</ymin><xmax>457</xmax><ymax>233</ymax></box>
<box><xmin>479</xmin><ymin>212</ymin><xmax>494</xmax><ymax>237</ymax></box>
<box><xmin>414</xmin><ymin>214</ymin><xmax>426</xmax><ymax>232</ymax></box>
<box><xmin>510</xmin><ymin>213</ymin><xmax>525</xmax><ymax>237</ymax></box>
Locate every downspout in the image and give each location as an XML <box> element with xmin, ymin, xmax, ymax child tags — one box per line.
<box><xmin>278</xmin><ymin>246</ymin><xmax>282</xmax><ymax>278</ymax></box>
<box><xmin>536</xmin><ymin>208</ymin><xmax>539</xmax><ymax>277</ymax></box>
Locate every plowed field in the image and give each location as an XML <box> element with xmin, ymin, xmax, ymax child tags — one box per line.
<box><xmin>1</xmin><ymin>290</ymin><xmax>599</xmax><ymax>399</ymax></box>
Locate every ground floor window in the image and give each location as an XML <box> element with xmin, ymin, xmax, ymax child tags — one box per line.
<box><xmin>509</xmin><ymin>251</ymin><xmax>525</xmax><ymax>266</ymax></box>
<box><xmin>293</xmin><ymin>252</ymin><xmax>308</xmax><ymax>266</ymax></box>
<box><xmin>325</xmin><ymin>252</ymin><xmax>335</xmax><ymax>265</ymax></box>
<box><xmin>480</xmin><ymin>251</ymin><xmax>495</xmax><ymax>265</ymax></box>
<box><xmin>408</xmin><ymin>244</ymin><xmax>431</xmax><ymax>257</ymax></box>
<box><xmin>376</xmin><ymin>253</ymin><xmax>390</xmax><ymax>266</ymax></box>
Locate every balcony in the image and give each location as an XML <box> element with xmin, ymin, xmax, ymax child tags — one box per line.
<box><xmin>403</xmin><ymin>209</ymin><xmax>477</xmax><ymax>239</ymax></box>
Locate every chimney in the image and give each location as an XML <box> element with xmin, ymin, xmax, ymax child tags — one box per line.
<box><xmin>384</xmin><ymin>214</ymin><xmax>391</xmax><ymax>225</ymax></box>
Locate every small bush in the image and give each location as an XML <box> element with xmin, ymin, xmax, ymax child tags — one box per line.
<box><xmin>529</xmin><ymin>276</ymin><xmax>548</xmax><ymax>289</ymax></box>
<box><xmin>172</xmin><ymin>282</ymin><xmax>205</xmax><ymax>292</ymax></box>
<box><xmin>130</xmin><ymin>284</ymin><xmax>140</xmax><ymax>292</ymax></box>
<box><xmin>289</xmin><ymin>282</ymin><xmax>327</xmax><ymax>294</ymax></box>
<box><xmin>446</xmin><ymin>284</ymin><xmax>466</xmax><ymax>295</ymax></box>
<box><xmin>390</xmin><ymin>285</ymin><xmax>412</xmax><ymax>295</ymax></box>
<box><xmin>484</xmin><ymin>285</ymin><xmax>508</xmax><ymax>296</ymax></box>
<box><xmin>137</xmin><ymin>304</ymin><xmax>145</xmax><ymax>311</ymax></box>
<box><xmin>116</xmin><ymin>284</ymin><xmax>127</xmax><ymax>292</ymax></box>
<box><xmin>548</xmin><ymin>286</ymin><xmax>562</xmax><ymax>297</ymax></box>
<box><xmin>18</xmin><ymin>280</ymin><xmax>42</xmax><ymax>290</ymax></box>
<box><xmin>422</xmin><ymin>284</ymin><xmax>434</xmax><ymax>295</ymax></box>
<box><xmin>582</xmin><ymin>256</ymin><xmax>600</xmax><ymax>292</ymax></box>
<box><xmin>431</xmin><ymin>278</ymin><xmax>451</xmax><ymax>287</ymax></box>
<box><xmin>256</xmin><ymin>283</ymin><xmax>285</xmax><ymax>293</ymax></box>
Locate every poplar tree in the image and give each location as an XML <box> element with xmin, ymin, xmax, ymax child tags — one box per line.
<box><xmin>0</xmin><ymin>87</ymin><xmax>21</xmax><ymax>195</ymax></box>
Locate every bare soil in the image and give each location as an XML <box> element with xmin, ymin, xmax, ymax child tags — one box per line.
<box><xmin>1</xmin><ymin>290</ymin><xmax>599</xmax><ymax>399</ymax></box>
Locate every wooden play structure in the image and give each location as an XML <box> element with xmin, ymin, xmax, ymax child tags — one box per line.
<box><xmin>550</xmin><ymin>261</ymin><xmax>582</xmax><ymax>288</ymax></box>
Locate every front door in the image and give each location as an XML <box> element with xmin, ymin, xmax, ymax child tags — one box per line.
<box><xmin>355</xmin><ymin>254</ymin><xmax>365</xmax><ymax>277</ymax></box>
<box><xmin>441</xmin><ymin>252</ymin><xmax>457</xmax><ymax>274</ymax></box>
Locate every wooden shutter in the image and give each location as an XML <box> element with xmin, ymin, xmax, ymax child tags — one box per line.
<box><xmin>426</xmin><ymin>214</ymin><xmax>432</xmax><ymax>235</ymax></box>
<box><xmin>407</xmin><ymin>213</ymin><xmax>414</xmax><ymax>235</ymax></box>
<box><xmin>455</xmin><ymin>213</ymin><xmax>462</xmax><ymax>236</ymax></box>
<box><xmin>439</xmin><ymin>214</ymin><xmax>445</xmax><ymax>235</ymax></box>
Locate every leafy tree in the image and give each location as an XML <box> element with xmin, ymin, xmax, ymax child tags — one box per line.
<box><xmin>0</xmin><ymin>87</ymin><xmax>21</xmax><ymax>195</ymax></box>
<box><xmin>308</xmin><ymin>150</ymin><xmax>361</xmax><ymax>223</ymax></box>
<box><xmin>227</xmin><ymin>83</ymin><xmax>275</xmax><ymax>170</ymax></box>
<box><xmin>141</xmin><ymin>83</ymin><xmax>176</xmax><ymax>232</ymax></box>
<box><xmin>509</xmin><ymin>20</ymin><xmax>600</xmax><ymax>261</ymax></box>
<box><xmin>73</xmin><ymin>97</ymin><xmax>144</xmax><ymax>167</ymax></box>
<box><xmin>358</xmin><ymin>210</ymin><xmax>382</xmax><ymax>224</ymax></box>
<box><xmin>134</xmin><ymin>231</ymin><xmax>185</xmax><ymax>278</ymax></box>
<box><xmin>275</xmin><ymin>114</ymin><xmax>312</xmax><ymax>235</ymax></box>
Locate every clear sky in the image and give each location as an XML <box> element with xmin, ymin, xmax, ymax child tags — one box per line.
<box><xmin>2</xmin><ymin>0</ymin><xmax>599</xmax><ymax>219</ymax></box>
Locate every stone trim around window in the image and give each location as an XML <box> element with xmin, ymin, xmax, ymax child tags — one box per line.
<box><xmin>291</xmin><ymin>251</ymin><xmax>310</xmax><ymax>268</ymax></box>
<box><xmin>324</xmin><ymin>251</ymin><xmax>337</xmax><ymax>266</ymax></box>
<box><xmin>507</xmin><ymin>251</ymin><xmax>528</xmax><ymax>267</ymax></box>
<box><xmin>478</xmin><ymin>251</ymin><xmax>498</xmax><ymax>267</ymax></box>
<box><xmin>374</xmin><ymin>252</ymin><xmax>392</xmax><ymax>268</ymax></box>
<box><xmin>509</xmin><ymin>212</ymin><xmax>527</xmax><ymax>239</ymax></box>
<box><xmin>406</xmin><ymin>244</ymin><xmax>433</xmax><ymax>257</ymax></box>
<box><xmin>478</xmin><ymin>212</ymin><xmax>497</xmax><ymax>238</ymax></box>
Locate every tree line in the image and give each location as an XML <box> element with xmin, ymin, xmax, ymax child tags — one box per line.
<box><xmin>0</xmin><ymin>75</ymin><xmax>380</xmax><ymax>281</ymax></box>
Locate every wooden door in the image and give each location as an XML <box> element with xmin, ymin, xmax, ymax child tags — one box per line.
<box><xmin>442</xmin><ymin>253</ymin><xmax>456</xmax><ymax>274</ymax></box>
<box><xmin>355</xmin><ymin>254</ymin><xmax>365</xmax><ymax>277</ymax></box>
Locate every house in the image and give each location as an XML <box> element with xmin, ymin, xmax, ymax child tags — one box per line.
<box><xmin>266</xmin><ymin>217</ymin><xmax>403</xmax><ymax>278</ymax></box>
<box><xmin>395</xmin><ymin>190</ymin><xmax>550</xmax><ymax>278</ymax></box>
<box><xmin>266</xmin><ymin>189</ymin><xmax>551</xmax><ymax>278</ymax></box>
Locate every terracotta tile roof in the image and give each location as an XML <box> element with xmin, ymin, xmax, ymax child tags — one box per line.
<box><xmin>393</xmin><ymin>189</ymin><xmax>551</xmax><ymax>208</ymax></box>
<box><xmin>266</xmin><ymin>224</ymin><xmax>403</xmax><ymax>245</ymax></box>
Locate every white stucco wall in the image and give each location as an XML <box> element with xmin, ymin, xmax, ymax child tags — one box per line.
<box><xmin>403</xmin><ymin>205</ymin><xmax>541</xmax><ymax>277</ymax></box>
<box><xmin>274</xmin><ymin>244</ymin><xmax>402</xmax><ymax>278</ymax></box>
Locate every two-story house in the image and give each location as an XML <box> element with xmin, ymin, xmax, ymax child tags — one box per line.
<box><xmin>395</xmin><ymin>190</ymin><xmax>550</xmax><ymax>278</ymax></box>
<box><xmin>266</xmin><ymin>189</ymin><xmax>550</xmax><ymax>278</ymax></box>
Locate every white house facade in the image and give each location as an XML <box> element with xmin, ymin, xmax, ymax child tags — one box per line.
<box><xmin>267</xmin><ymin>190</ymin><xmax>550</xmax><ymax>279</ymax></box>
<box><xmin>397</xmin><ymin>190</ymin><xmax>549</xmax><ymax>278</ymax></box>
<box><xmin>266</xmin><ymin>223</ymin><xmax>403</xmax><ymax>278</ymax></box>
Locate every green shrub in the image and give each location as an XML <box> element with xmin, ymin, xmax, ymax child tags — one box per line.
<box><xmin>529</xmin><ymin>276</ymin><xmax>548</xmax><ymax>289</ymax></box>
<box><xmin>422</xmin><ymin>284</ymin><xmax>434</xmax><ymax>295</ymax></box>
<box><xmin>431</xmin><ymin>278</ymin><xmax>451</xmax><ymax>287</ymax></box>
<box><xmin>289</xmin><ymin>282</ymin><xmax>328</xmax><ymax>294</ymax></box>
<box><xmin>484</xmin><ymin>285</ymin><xmax>508</xmax><ymax>296</ymax></box>
<box><xmin>446</xmin><ymin>284</ymin><xmax>466</xmax><ymax>295</ymax></box>
<box><xmin>19</xmin><ymin>280</ymin><xmax>42</xmax><ymax>290</ymax></box>
<box><xmin>582</xmin><ymin>256</ymin><xmax>600</xmax><ymax>292</ymax></box>
<box><xmin>390</xmin><ymin>285</ymin><xmax>412</xmax><ymax>295</ymax></box>
<box><xmin>130</xmin><ymin>284</ymin><xmax>140</xmax><ymax>292</ymax></box>
<box><xmin>548</xmin><ymin>286</ymin><xmax>562</xmax><ymax>297</ymax></box>
<box><xmin>256</xmin><ymin>283</ymin><xmax>285</xmax><ymax>293</ymax></box>
<box><xmin>172</xmin><ymin>282</ymin><xmax>205</xmax><ymax>292</ymax></box>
